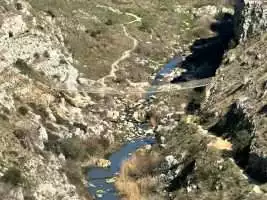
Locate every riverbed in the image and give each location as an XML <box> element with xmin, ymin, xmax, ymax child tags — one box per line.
<box><xmin>87</xmin><ymin>56</ymin><xmax>184</xmax><ymax>199</ymax></box>
<box><xmin>87</xmin><ymin>137</ymin><xmax>155</xmax><ymax>199</ymax></box>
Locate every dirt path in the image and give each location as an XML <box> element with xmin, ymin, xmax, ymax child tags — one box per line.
<box><xmin>47</xmin><ymin>5</ymin><xmax>212</xmax><ymax>95</ymax></box>
<box><xmin>96</xmin><ymin>5</ymin><xmax>141</xmax><ymax>86</ymax></box>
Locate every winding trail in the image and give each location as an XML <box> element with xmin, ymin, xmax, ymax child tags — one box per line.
<box><xmin>96</xmin><ymin>5</ymin><xmax>141</xmax><ymax>86</ymax></box>
<box><xmin>40</xmin><ymin>4</ymin><xmax>212</xmax><ymax>94</ymax></box>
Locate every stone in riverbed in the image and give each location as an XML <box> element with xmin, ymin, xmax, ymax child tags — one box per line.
<box><xmin>144</xmin><ymin>144</ymin><xmax>152</xmax><ymax>150</ymax></box>
<box><xmin>106</xmin><ymin>177</ymin><xmax>116</xmax><ymax>183</ymax></box>
<box><xmin>133</xmin><ymin>110</ymin><xmax>146</xmax><ymax>122</ymax></box>
<box><xmin>145</xmin><ymin>129</ymin><xmax>154</xmax><ymax>135</ymax></box>
<box><xmin>96</xmin><ymin>159</ymin><xmax>111</xmax><ymax>168</ymax></box>
<box><xmin>96</xmin><ymin>193</ymin><xmax>104</xmax><ymax>198</ymax></box>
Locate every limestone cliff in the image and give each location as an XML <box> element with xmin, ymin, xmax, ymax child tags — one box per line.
<box><xmin>0</xmin><ymin>0</ymin><xmax>266</xmax><ymax>199</ymax></box>
<box><xmin>234</xmin><ymin>0</ymin><xmax>267</xmax><ymax>42</ymax></box>
<box><xmin>203</xmin><ymin>0</ymin><xmax>267</xmax><ymax>182</ymax></box>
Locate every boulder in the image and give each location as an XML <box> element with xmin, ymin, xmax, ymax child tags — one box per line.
<box><xmin>96</xmin><ymin>159</ymin><xmax>111</xmax><ymax>168</ymax></box>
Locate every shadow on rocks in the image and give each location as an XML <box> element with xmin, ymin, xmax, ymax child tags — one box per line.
<box><xmin>171</xmin><ymin>13</ymin><xmax>235</xmax><ymax>83</ymax></box>
<box><xmin>209</xmin><ymin>103</ymin><xmax>267</xmax><ymax>184</ymax></box>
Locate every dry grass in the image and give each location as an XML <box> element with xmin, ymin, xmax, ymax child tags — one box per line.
<box><xmin>115</xmin><ymin>179</ymin><xmax>141</xmax><ymax>200</ymax></box>
<box><xmin>115</xmin><ymin>150</ymin><xmax>162</xmax><ymax>200</ymax></box>
<box><xmin>207</xmin><ymin>137</ymin><xmax>232</xmax><ymax>150</ymax></box>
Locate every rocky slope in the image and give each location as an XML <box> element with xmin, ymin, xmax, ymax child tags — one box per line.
<box><xmin>234</xmin><ymin>0</ymin><xmax>267</xmax><ymax>43</ymax></box>
<box><xmin>113</xmin><ymin>1</ymin><xmax>267</xmax><ymax>200</ymax></box>
<box><xmin>203</xmin><ymin>0</ymin><xmax>267</xmax><ymax>184</ymax></box>
<box><xmin>0</xmin><ymin>0</ymin><xmax>266</xmax><ymax>200</ymax></box>
<box><xmin>0</xmin><ymin>0</ymin><xmax>234</xmax><ymax>199</ymax></box>
<box><xmin>167</xmin><ymin>0</ymin><xmax>267</xmax><ymax>198</ymax></box>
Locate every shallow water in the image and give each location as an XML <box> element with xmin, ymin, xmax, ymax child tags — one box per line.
<box><xmin>87</xmin><ymin>56</ymin><xmax>182</xmax><ymax>199</ymax></box>
<box><xmin>154</xmin><ymin>56</ymin><xmax>184</xmax><ymax>83</ymax></box>
<box><xmin>87</xmin><ymin>138</ymin><xmax>155</xmax><ymax>199</ymax></box>
<box><xmin>146</xmin><ymin>55</ymin><xmax>184</xmax><ymax>99</ymax></box>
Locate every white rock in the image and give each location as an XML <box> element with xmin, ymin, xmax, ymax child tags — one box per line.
<box><xmin>106</xmin><ymin>110</ymin><xmax>120</xmax><ymax>121</ymax></box>
<box><xmin>160</xmin><ymin>136</ymin><xmax>166</xmax><ymax>144</ymax></box>
<box><xmin>58</xmin><ymin>153</ymin><xmax>66</xmax><ymax>162</ymax></box>
<box><xmin>133</xmin><ymin>110</ymin><xmax>146</xmax><ymax>122</ymax></box>
<box><xmin>35</xmin><ymin>126</ymin><xmax>48</xmax><ymax>150</ymax></box>
<box><xmin>165</xmin><ymin>155</ymin><xmax>178</xmax><ymax>168</ymax></box>
<box><xmin>253</xmin><ymin>185</ymin><xmax>263</xmax><ymax>194</ymax></box>
<box><xmin>144</xmin><ymin>144</ymin><xmax>152</xmax><ymax>150</ymax></box>
<box><xmin>187</xmin><ymin>185</ymin><xmax>193</xmax><ymax>193</ymax></box>
<box><xmin>1</xmin><ymin>15</ymin><xmax>28</xmax><ymax>37</ymax></box>
<box><xmin>145</xmin><ymin>129</ymin><xmax>154</xmax><ymax>135</ymax></box>
<box><xmin>39</xmin><ymin>126</ymin><xmax>48</xmax><ymax>142</ymax></box>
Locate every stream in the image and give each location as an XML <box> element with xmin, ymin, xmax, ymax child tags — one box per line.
<box><xmin>87</xmin><ymin>56</ymin><xmax>184</xmax><ymax>199</ymax></box>
<box><xmin>87</xmin><ymin>138</ymin><xmax>156</xmax><ymax>199</ymax></box>
<box><xmin>87</xmin><ymin>12</ymin><xmax>236</xmax><ymax>199</ymax></box>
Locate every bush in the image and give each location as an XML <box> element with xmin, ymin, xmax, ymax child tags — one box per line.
<box><xmin>63</xmin><ymin>160</ymin><xmax>93</xmax><ymax>200</ymax></box>
<box><xmin>121</xmin><ymin>151</ymin><xmax>161</xmax><ymax>178</ymax></box>
<box><xmin>63</xmin><ymin>160</ymin><xmax>83</xmax><ymax>186</ymax></box>
<box><xmin>14</xmin><ymin>59</ymin><xmax>32</xmax><ymax>75</ymax></box>
<box><xmin>18</xmin><ymin>106</ymin><xmax>29</xmax><ymax>116</ymax></box>
<box><xmin>115</xmin><ymin>151</ymin><xmax>162</xmax><ymax>200</ymax></box>
<box><xmin>2</xmin><ymin>167</ymin><xmax>24</xmax><ymax>186</ymax></box>
<box><xmin>138</xmin><ymin>13</ymin><xmax>157</xmax><ymax>33</ymax></box>
<box><xmin>46</xmin><ymin>136</ymin><xmax>111</xmax><ymax>161</ymax></box>
<box><xmin>60</xmin><ymin>137</ymin><xmax>87</xmax><ymax>160</ymax></box>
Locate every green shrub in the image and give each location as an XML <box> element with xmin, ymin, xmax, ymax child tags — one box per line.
<box><xmin>63</xmin><ymin>160</ymin><xmax>83</xmax><ymax>186</ymax></box>
<box><xmin>18</xmin><ymin>106</ymin><xmax>29</xmax><ymax>116</ymax></box>
<box><xmin>63</xmin><ymin>160</ymin><xmax>93</xmax><ymax>200</ymax></box>
<box><xmin>47</xmin><ymin>136</ymin><xmax>111</xmax><ymax>161</ymax></box>
<box><xmin>14</xmin><ymin>59</ymin><xmax>32</xmax><ymax>75</ymax></box>
<box><xmin>2</xmin><ymin>167</ymin><xmax>24</xmax><ymax>186</ymax></box>
<box><xmin>138</xmin><ymin>13</ymin><xmax>157</xmax><ymax>33</ymax></box>
<box><xmin>60</xmin><ymin>137</ymin><xmax>87</xmax><ymax>160</ymax></box>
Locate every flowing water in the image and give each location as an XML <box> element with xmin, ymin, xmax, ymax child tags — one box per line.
<box><xmin>146</xmin><ymin>56</ymin><xmax>184</xmax><ymax>99</ymax></box>
<box><xmin>87</xmin><ymin>56</ymin><xmax>183</xmax><ymax>199</ymax></box>
<box><xmin>87</xmin><ymin>138</ymin><xmax>155</xmax><ymax>199</ymax></box>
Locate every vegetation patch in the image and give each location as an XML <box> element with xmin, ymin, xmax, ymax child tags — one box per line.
<box><xmin>62</xmin><ymin>160</ymin><xmax>93</xmax><ymax>200</ymax></box>
<box><xmin>115</xmin><ymin>149</ymin><xmax>163</xmax><ymax>200</ymax></box>
<box><xmin>45</xmin><ymin>136</ymin><xmax>110</xmax><ymax>161</ymax></box>
<box><xmin>1</xmin><ymin>167</ymin><xmax>25</xmax><ymax>186</ymax></box>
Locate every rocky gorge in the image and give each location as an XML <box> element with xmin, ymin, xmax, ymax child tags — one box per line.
<box><xmin>0</xmin><ymin>0</ymin><xmax>266</xmax><ymax>200</ymax></box>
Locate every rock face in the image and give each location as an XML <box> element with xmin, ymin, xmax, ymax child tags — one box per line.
<box><xmin>0</xmin><ymin>0</ymin><xmax>266</xmax><ymax>199</ymax></box>
<box><xmin>234</xmin><ymin>0</ymin><xmax>267</xmax><ymax>42</ymax></box>
<box><xmin>203</xmin><ymin>34</ymin><xmax>267</xmax><ymax>181</ymax></box>
<box><xmin>203</xmin><ymin>0</ymin><xmax>267</xmax><ymax>182</ymax></box>
<box><xmin>0</xmin><ymin>1</ymin><xmax>122</xmax><ymax>199</ymax></box>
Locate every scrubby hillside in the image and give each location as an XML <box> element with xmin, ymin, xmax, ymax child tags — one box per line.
<box><xmin>0</xmin><ymin>0</ymin><xmax>266</xmax><ymax>200</ymax></box>
<box><xmin>115</xmin><ymin>0</ymin><xmax>267</xmax><ymax>199</ymax></box>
